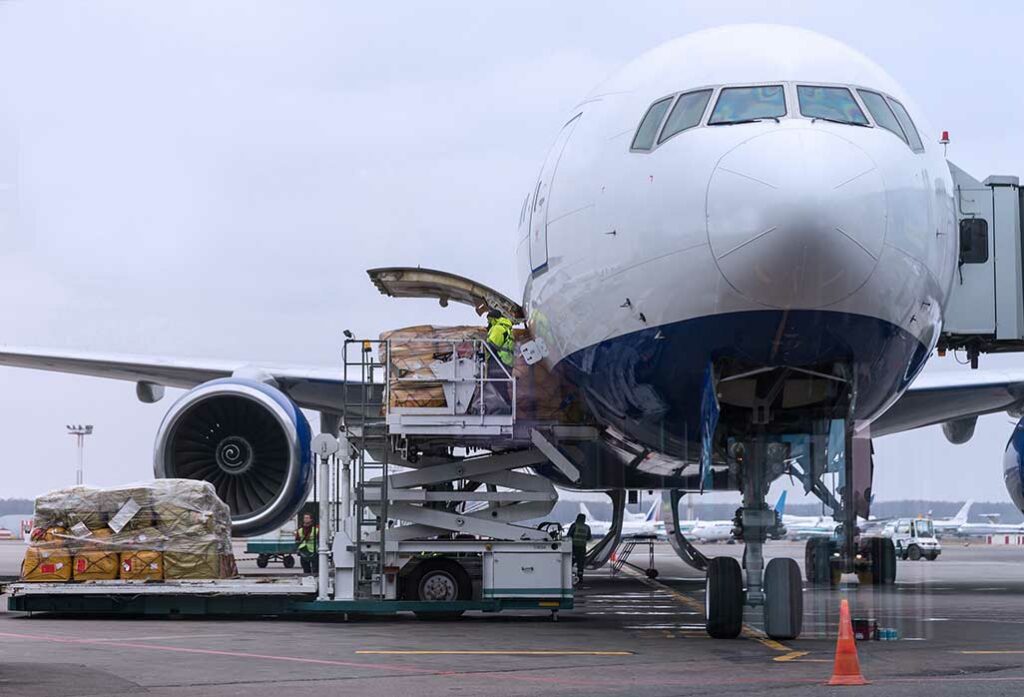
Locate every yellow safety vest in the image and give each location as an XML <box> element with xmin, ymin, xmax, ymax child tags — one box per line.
<box><xmin>297</xmin><ymin>525</ymin><xmax>318</xmax><ymax>553</ymax></box>
<box><xmin>487</xmin><ymin>317</ymin><xmax>516</xmax><ymax>367</ymax></box>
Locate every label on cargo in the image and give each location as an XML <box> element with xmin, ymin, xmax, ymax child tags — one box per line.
<box><xmin>40</xmin><ymin>564</ymin><xmax>55</xmax><ymax>573</ymax></box>
<box><xmin>76</xmin><ymin>558</ymin><xmax>87</xmax><ymax>572</ymax></box>
<box><xmin>70</xmin><ymin>521</ymin><xmax>91</xmax><ymax>538</ymax></box>
<box><xmin>108</xmin><ymin>499</ymin><xmax>141</xmax><ymax>533</ymax></box>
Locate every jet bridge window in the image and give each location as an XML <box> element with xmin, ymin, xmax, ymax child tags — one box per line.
<box><xmin>857</xmin><ymin>90</ymin><xmax>907</xmax><ymax>144</ymax></box>
<box><xmin>959</xmin><ymin>218</ymin><xmax>989</xmax><ymax>264</ymax></box>
<box><xmin>886</xmin><ymin>97</ymin><xmax>925</xmax><ymax>152</ymax></box>
<box><xmin>708</xmin><ymin>85</ymin><xmax>786</xmax><ymax>125</ymax></box>
<box><xmin>658</xmin><ymin>89</ymin><xmax>713</xmax><ymax>143</ymax></box>
<box><xmin>631</xmin><ymin>97</ymin><xmax>673</xmax><ymax>151</ymax></box>
<box><xmin>797</xmin><ymin>85</ymin><xmax>868</xmax><ymax>125</ymax></box>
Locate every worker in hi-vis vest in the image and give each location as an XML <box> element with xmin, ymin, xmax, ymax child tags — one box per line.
<box><xmin>485</xmin><ymin>310</ymin><xmax>515</xmax><ymax>410</ymax></box>
<box><xmin>295</xmin><ymin>512</ymin><xmax>319</xmax><ymax>573</ymax></box>
<box><xmin>567</xmin><ymin>513</ymin><xmax>591</xmax><ymax>584</ymax></box>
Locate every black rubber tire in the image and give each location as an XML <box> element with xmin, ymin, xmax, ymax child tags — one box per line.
<box><xmin>256</xmin><ymin>555</ymin><xmax>269</xmax><ymax>569</ymax></box>
<box><xmin>283</xmin><ymin>555</ymin><xmax>296</xmax><ymax>569</ymax></box>
<box><xmin>926</xmin><ymin>552</ymin><xmax>939</xmax><ymax>561</ymax></box>
<box><xmin>764</xmin><ymin>557</ymin><xmax>803</xmax><ymax>640</ymax></box>
<box><xmin>908</xmin><ymin>545</ymin><xmax>922</xmax><ymax>561</ymax></box>
<box><xmin>869</xmin><ymin>537</ymin><xmax>897</xmax><ymax>584</ymax></box>
<box><xmin>409</xmin><ymin>557</ymin><xmax>472</xmax><ymax>620</ymax></box>
<box><xmin>705</xmin><ymin>556</ymin><xmax>744</xmax><ymax>639</ymax></box>
<box><xmin>804</xmin><ymin>537</ymin><xmax>833</xmax><ymax>585</ymax></box>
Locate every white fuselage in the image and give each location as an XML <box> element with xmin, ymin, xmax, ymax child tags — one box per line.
<box><xmin>513</xmin><ymin>25</ymin><xmax>956</xmax><ymax>468</ymax></box>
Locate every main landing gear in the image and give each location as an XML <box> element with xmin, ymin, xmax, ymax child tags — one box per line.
<box><xmin>805</xmin><ymin>532</ymin><xmax>897</xmax><ymax>587</ymax></box>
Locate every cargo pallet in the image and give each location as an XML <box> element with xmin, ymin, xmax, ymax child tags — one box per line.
<box><xmin>5</xmin><ymin>578</ymin><xmax>571</xmax><ymax>616</ymax></box>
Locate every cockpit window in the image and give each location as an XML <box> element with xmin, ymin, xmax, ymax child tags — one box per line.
<box><xmin>631</xmin><ymin>97</ymin><xmax>673</xmax><ymax>151</ymax></box>
<box><xmin>708</xmin><ymin>85</ymin><xmax>786</xmax><ymax>125</ymax></box>
<box><xmin>797</xmin><ymin>85</ymin><xmax>868</xmax><ymax>125</ymax></box>
<box><xmin>857</xmin><ymin>90</ymin><xmax>907</xmax><ymax>143</ymax></box>
<box><xmin>886</xmin><ymin>97</ymin><xmax>925</xmax><ymax>152</ymax></box>
<box><xmin>658</xmin><ymin>89</ymin><xmax>713</xmax><ymax>143</ymax></box>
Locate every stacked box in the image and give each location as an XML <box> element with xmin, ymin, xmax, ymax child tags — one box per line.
<box><xmin>119</xmin><ymin>550</ymin><xmax>163</xmax><ymax>580</ymax></box>
<box><xmin>73</xmin><ymin>550</ymin><xmax>119</xmax><ymax>581</ymax></box>
<box><xmin>22</xmin><ymin>480</ymin><xmax>235</xmax><ymax>583</ymax></box>
<box><xmin>21</xmin><ymin>547</ymin><xmax>72</xmax><ymax>582</ymax></box>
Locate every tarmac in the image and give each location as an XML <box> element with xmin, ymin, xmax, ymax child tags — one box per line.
<box><xmin>2</xmin><ymin>539</ymin><xmax>1024</xmax><ymax>696</ymax></box>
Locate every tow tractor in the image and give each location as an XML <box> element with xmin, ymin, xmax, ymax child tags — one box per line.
<box><xmin>882</xmin><ymin>518</ymin><xmax>941</xmax><ymax>561</ymax></box>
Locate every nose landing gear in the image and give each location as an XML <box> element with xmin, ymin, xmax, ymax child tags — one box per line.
<box><xmin>704</xmin><ymin>439</ymin><xmax>803</xmax><ymax>640</ymax></box>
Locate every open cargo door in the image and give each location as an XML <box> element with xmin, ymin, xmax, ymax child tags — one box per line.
<box><xmin>368</xmin><ymin>267</ymin><xmax>525</xmax><ymax>323</ymax></box>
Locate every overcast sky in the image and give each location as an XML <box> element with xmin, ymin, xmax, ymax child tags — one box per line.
<box><xmin>1</xmin><ymin>2</ymin><xmax>1022</xmax><ymax>505</ymax></box>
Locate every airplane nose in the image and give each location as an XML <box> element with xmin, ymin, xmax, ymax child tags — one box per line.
<box><xmin>706</xmin><ymin>129</ymin><xmax>886</xmax><ymax>309</ymax></box>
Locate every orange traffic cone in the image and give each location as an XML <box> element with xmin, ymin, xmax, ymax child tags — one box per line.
<box><xmin>610</xmin><ymin>549</ymin><xmax>618</xmax><ymax>562</ymax></box>
<box><xmin>828</xmin><ymin>599</ymin><xmax>868</xmax><ymax>686</ymax></box>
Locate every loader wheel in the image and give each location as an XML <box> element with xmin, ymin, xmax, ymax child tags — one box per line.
<box><xmin>409</xmin><ymin>557</ymin><xmax>472</xmax><ymax>620</ymax></box>
<box><xmin>805</xmin><ymin>537</ymin><xmax>833</xmax><ymax>585</ymax></box>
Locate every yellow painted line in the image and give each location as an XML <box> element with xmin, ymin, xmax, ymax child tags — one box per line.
<box><xmin>756</xmin><ymin>638</ymin><xmax>790</xmax><ymax>652</ymax></box>
<box><xmin>773</xmin><ymin>650</ymin><xmax>811</xmax><ymax>662</ymax></box>
<box><xmin>356</xmin><ymin>650</ymin><xmax>634</xmax><ymax>656</ymax></box>
<box><xmin>960</xmin><ymin>650</ymin><xmax>1024</xmax><ymax>655</ymax></box>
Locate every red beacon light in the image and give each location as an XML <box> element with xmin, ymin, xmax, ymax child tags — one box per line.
<box><xmin>939</xmin><ymin>130</ymin><xmax>950</xmax><ymax>144</ymax></box>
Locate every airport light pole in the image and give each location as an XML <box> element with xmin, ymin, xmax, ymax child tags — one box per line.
<box><xmin>66</xmin><ymin>424</ymin><xmax>94</xmax><ymax>486</ymax></box>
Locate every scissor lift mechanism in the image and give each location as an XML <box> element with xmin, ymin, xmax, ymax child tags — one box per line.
<box><xmin>332</xmin><ymin>337</ymin><xmax>576</xmax><ymax>611</ymax></box>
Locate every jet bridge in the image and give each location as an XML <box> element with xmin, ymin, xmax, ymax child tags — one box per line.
<box><xmin>941</xmin><ymin>164</ymin><xmax>1024</xmax><ymax>365</ymax></box>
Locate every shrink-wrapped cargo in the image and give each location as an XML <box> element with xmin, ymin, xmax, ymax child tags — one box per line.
<box><xmin>73</xmin><ymin>550</ymin><xmax>119</xmax><ymax>581</ymax></box>
<box><xmin>119</xmin><ymin>550</ymin><xmax>163</xmax><ymax>580</ymax></box>
<box><xmin>22</xmin><ymin>480</ymin><xmax>235</xmax><ymax>582</ymax></box>
<box><xmin>164</xmin><ymin>540</ymin><xmax>221</xmax><ymax>580</ymax></box>
<box><xmin>21</xmin><ymin>547</ymin><xmax>72</xmax><ymax>582</ymax></box>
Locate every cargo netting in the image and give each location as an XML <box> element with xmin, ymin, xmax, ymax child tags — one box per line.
<box><xmin>22</xmin><ymin>480</ymin><xmax>237</xmax><ymax>582</ymax></box>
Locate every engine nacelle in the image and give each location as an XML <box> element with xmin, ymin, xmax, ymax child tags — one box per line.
<box><xmin>154</xmin><ymin>378</ymin><xmax>313</xmax><ymax>537</ymax></box>
<box><xmin>1003</xmin><ymin>417</ymin><xmax>1024</xmax><ymax>515</ymax></box>
<box><xmin>942</xmin><ymin>416</ymin><xmax>978</xmax><ymax>445</ymax></box>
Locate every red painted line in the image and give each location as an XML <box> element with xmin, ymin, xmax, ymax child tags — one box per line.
<box><xmin>0</xmin><ymin>630</ymin><xmax>437</xmax><ymax>675</ymax></box>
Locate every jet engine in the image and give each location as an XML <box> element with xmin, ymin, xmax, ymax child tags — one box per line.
<box><xmin>153</xmin><ymin>378</ymin><xmax>313</xmax><ymax>537</ymax></box>
<box><xmin>942</xmin><ymin>416</ymin><xmax>978</xmax><ymax>445</ymax></box>
<box><xmin>1003</xmin><ymin>417</ymin><xmax>1024</xmax><ymax>515</ymax></box>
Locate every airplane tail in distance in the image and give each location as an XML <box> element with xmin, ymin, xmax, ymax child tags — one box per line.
<box><xmin>579</xmin><ymin>502</ymin><xmax>593</xmax><ymax>520</ymax></box>
<box><xmin>645</xmin><ymin>499</ymin><xmax>660</xmax><ymax>522</ymax></box>
<box><xmin>954</xmin><ymin>500</ymin><xmax>972</xmax><ymax>524</ymax></box>
<box><xmin>774</xmin><ymin>490</ymin><xmax>788</xmax><ymax>516</ymax></box>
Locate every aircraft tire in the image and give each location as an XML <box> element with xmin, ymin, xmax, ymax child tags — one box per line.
<box><xmin>868</xmin><ymin>537</ymin><xmax>897</xmax><ymax>584</ymax></box>
<box><xmin>705</xmin><ymin>556</ymin><xmax>743</xmax><ymax>639</ymax></box>
<box><xmin>804</xmin><ymin>537</ymin><xmax>832</xmax><ymax>585</ymax></box>
<box><xmin>764</xmin><ymin>557</ymin><xmax>803</xmax><ymax>640</ymax></box>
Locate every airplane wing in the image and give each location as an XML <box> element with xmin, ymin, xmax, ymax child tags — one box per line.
<box><xmin>870</xmin><ymin>369</ymin><xmax>1024</xmax><ymax>437</ymax></box>
<box><xmin>0</xmin><ymin>346</ymin><xmax>380</xmax><ymax>415</ymax></box>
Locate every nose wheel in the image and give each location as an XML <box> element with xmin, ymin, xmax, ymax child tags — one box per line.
<box><xmin>705</xmin><ymin>557</ymin><xmax>743</xmax><ymax>639</ymax></box>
